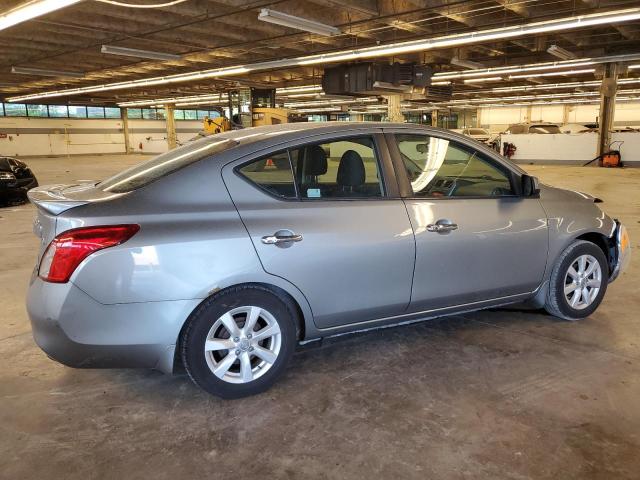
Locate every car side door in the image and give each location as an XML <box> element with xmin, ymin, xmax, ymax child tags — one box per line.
<box><xmin>386</xmin><ymin>129</ymin><xmax>549</xmax><ymax>313</ymax></box>
<box><xmin>221</xmin><ymin>130</ymin><xmax>416</xmax><ymax>329</ymax></box>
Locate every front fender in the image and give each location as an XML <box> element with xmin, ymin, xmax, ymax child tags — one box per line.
<box><xmin>539</xmin><ymin>185</ymin><xmax>615</xmax><ymax>280</ymax></box>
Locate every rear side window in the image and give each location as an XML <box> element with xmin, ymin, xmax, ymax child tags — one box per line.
<box><xmin>237</xmin><ymin>136</ymin><xmax>385</xmax><ymax>200</ymax></box>
<box><xmin>99</xmin><ymin>137</ymin><xmax>238</xmax><ymax>193</ymax></box>
<box><xmin>238</xmin><ymin>151</ymin><xmax>296</xmax><ymax>198</ymax></box>
<box><xmin>290</xmin><ymin>136</ymin><xmax>383</xmax><ymax>199</ymax></box>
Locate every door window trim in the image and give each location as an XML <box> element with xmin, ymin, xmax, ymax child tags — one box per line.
<box><xmin>386</xmin><ymin>131</ymin><xmax>523</xmax><ymax>200</ymax></box>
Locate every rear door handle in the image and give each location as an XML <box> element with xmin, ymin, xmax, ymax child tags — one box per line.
<box><xmin>426</xmin><ymin>223</ymin><xmax>458</xmax><ymax>233</ymax></box>
<box><xmin>261</xmin><ymin>233</ymin><xmax>303</xmax><ymax>245</ymax></box>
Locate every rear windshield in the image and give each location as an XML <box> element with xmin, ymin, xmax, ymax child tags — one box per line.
<box><xmin>529</xmin><ymin>124</ymin><xmax>561</xmax><ymax>134</ymax></box>
<box><xmin>99</xmin><ymin>137</ymin><xmax>238</xmax><ymax>193</ymax></box>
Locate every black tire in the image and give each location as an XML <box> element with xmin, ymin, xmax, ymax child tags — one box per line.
<box><xmin>181</xmin><ymin>285</ymin><xmax>297</xmax><ymax>399</ymax></box>
<box><xmin>545</xmin><ymin>240</ymin><xmax>609</xmax><ymax>321</ymax></box>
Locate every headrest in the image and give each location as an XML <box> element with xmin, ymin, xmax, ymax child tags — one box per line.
<box><xmin>306</xmin><ymin>145</ymin><xmax>328</xmax><ymax>176</ymax></box>
<box><xmin>337</xmin><ymin>150</ymin><xmax>365</xmax><ymax>187</ymax></box>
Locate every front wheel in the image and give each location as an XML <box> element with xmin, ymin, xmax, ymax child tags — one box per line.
<box><xmin>545</xmin><ymin>240</ymin><xmax>609</xmax><ymax>321</ymax></box>
<box><xmin>181</xmin><ymin>286</ymin><xmax>297</xmax><ymax>398</ymax></box>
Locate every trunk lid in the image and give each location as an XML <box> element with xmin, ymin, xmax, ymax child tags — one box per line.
<box><xmin>28</xmin><ymin>182</ymin><xmax>125</xmax><ymax>262</ymax></box>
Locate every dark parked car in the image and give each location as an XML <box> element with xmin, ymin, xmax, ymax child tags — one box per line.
<box><xmin>0</xmin><ymin>157</ymin><xmax>38</xmax><ymax>205</ymax></box>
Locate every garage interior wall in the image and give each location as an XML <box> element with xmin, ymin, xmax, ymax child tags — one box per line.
<box><xmin>0</xmin><ymin>117</ymin><xmax>202</xmax><ymax>156</ymax></box>
<box><xmin>479</xmin><ymin>101</ymin><xmax>640</xmax><ymax>132</ymax></box>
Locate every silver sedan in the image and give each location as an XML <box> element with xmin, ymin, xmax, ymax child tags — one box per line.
<box><xmin>26</xmin><ymin>123</ymin><xmax>631</xmax><ymax>398</ymax></box>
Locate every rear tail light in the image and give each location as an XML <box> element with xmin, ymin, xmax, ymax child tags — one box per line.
<box><xmin>39</xmin><ymin>224</ymin><xmax>139</xmax><ymax>283</ymax></box>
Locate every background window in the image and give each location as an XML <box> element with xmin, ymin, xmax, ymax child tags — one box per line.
<box><xmin>68</xmin><ymin>106</ymin><xmax>87</xmax><ymax>118</ymax></box>
<box><xmin>87</xmin><ymin>107</ymin><xmax>105</xmax><ymax>118</ymax></box>
<box><xmin>49</xmin><ymin>105</ymin><xmax>68</xmax><ymax>117</ymax></box>
<box><xmin>105</xmin><ymin>107</ymin><xmax>121</xmax><ymax>118</ymax></box>
<box><xmin>238</xmin><ymin>151</ymin><xmax>296</xmax><ymax>198</ymax></box>
<box><xmin>4</xmin><ymin>103</ymin><xmax>27</xmax><ymax>116</ymax></box>
<box><xmin>127</xmin><ymin>108</ymin><xmax>142</xmax><ymax>119</ymax></box>
<box><xmin>142</xmin><ymin>108</ymin><xmax>157</xmax><ymax>120</ymax></box>
<box><xmin>184</xmin><ymin>110</ymin><xmax>198</xmax><ymax>120</ymax></box>
<box><xmin>27</xmin><ymin>104</ymin><xmax>48</xmax><ymax>117</ymax></box>
<box><xmin>395</xmin><ymin>134</ymin><xmax>513</xmax><ymax>198</ymax></box>
<box><xmin>290</xmin><ymin>137</ymin><xmax>383</xmax><ymax>199</ymax></box>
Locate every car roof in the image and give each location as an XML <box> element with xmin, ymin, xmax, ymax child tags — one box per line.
<box><xmin>197</xmin><ymin>121</ymin><xmax>471</xmax><ymax>148</ymax></box>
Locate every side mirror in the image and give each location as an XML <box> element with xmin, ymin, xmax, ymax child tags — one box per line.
<box><xmin>521</xmin><ymin>174</ymin><xmax>540</xmax><ymax>196</ymax></box>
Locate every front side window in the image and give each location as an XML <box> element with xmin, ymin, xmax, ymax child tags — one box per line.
<box><xmin>395</xmin><ymin>134</ymin><xmax>514</xmax><ymax>198</ymax></box>
<box><xmin>238</xmin><ymin>151</ymin><xmax>296</xmax><ymax>199</ymax></box>
<box><xmin>290</xmin><ymin>136</ymin><xmax>383</xmax><ymax>199</ymax></box>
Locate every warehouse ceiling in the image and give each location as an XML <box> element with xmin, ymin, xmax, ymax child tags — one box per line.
<box><xmin>1</xmin><ymin>0</ymin><xmax>640</xmax><ymax>111</ymax></box>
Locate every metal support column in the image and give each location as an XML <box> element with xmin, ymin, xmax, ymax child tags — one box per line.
<box><xmin>384</xmin><ymin>95</ymin><xmax>404</xmax><ymax>122</ymax></box>
<box><xmin>597</xmin><ymin>62</ymin><xmax>618</xmax><ymax>157</ymax></box>
<box><xmin>165</xmin><ymin>104</ymin><xmax>177</xmax><ymax>150</ymax></box>
<box><xmin>120</xmin><ymin>107</ymin><xmax>132</xmax><ymax>154</ymax></box>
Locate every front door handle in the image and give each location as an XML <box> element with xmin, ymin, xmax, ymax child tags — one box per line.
<box><xmin>261</xmin><ymin>232</ymin><xmax>303</xmax><ymax>245</ymax></box>
<box><xmin>426</xmin><ymin>223</ymin><xmax>458</xmax><ymax>233</ymax></box>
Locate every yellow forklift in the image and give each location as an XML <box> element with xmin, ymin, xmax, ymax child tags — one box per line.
<box><xmin>200</xmin><ymin>88</ymin><xmax>290</xmax><ymax>137</ymax></box>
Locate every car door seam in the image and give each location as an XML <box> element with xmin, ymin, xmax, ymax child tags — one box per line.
<box><xmin>219</xmin><ymin>165</ymin><xmax>318</xmax><ymax>325</ymax></box>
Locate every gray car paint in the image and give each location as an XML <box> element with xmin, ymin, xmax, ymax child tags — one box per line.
<box><xmin>25</xmin><ymin>122</ymin><xmax>625</xmax><ymax>373</ymax></box>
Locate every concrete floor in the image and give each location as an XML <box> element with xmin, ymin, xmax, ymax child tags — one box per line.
<box><xmin>1</xmin><ymin>154</ymin><xmax>639</xmax><ymax>479</ymax></box>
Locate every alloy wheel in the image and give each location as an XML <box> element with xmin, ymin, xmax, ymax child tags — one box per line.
<box><xmin>563</xmin><ymin>254</ymin><xmax>602</xmax><ymax>310</ymax></box>
<box><xmin>204</xmin><ymin>306</ymin><xmax>282</xmax><ymax>384</ymax></box>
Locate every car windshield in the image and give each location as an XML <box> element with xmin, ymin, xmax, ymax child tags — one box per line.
<box><xmin>99</xmin><ymin>137</ymin><xmax>238</xmax><ymax>193</ymax></box>
<box><xmin>529</xmin><ymin>124</ymin><xmax>561</xmax><ymax>134</ymax></box>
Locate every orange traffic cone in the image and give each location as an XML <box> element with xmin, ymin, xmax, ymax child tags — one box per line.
<box><xmin>265</xmin><ymin>158</ymin><xmax>275</xmax><ymax>167</ymax></box>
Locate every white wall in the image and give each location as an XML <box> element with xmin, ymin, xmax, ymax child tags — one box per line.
<box><xmin>479</xmin><ymin>101</ymin><xmax>640</xmax><ymax>133</ymax></box>
<box><xmin>502</xmin><ymin>131</ymin><xmax>640</xmax><ymax>164</ymax></box>
<box><xmin>0</xmin><ymin>117</ymin><xmax>201</xmax><ymax>157</ymax></box>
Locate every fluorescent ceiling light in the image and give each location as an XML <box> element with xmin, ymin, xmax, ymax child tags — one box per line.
<box><xmin>629</xmin><ymin>64</ymin><xmax>640</xmax><ymax>70</ymax></box>
<box><xmin>276</xmin><ymin>85</ymin><xmax>322</xmax><ymax>93</ymax></box>
<box><xmin>101</xmin><ymin>45</ymin><xmax>182</xmax><ymax>61</ymax></box>
<box><xmin>433</xmin><ymin>53</ymin><xmax>640</xmax><ymax>81</ymax></box>
<box><xmin>284</xmin><ymin>97</ymin><xmax>378</xmax><ymax>108</ymax></box>
<box><xmin>0</xmin><ymin>0</ymin><xmax>83</xmax><ymax>32</ymax></box>
<box><xmin>11</xmin><ymin>66</ymin><xmax>84</xmax><ymax>78</ymax></box>
<box><xmin>508</xmin><ymin>68</ymin><xmax>594</xmax><ymax>79</ymax></box>
<box><xmin>175</xmin><ymin>99</ymin><xmax>227</xmax><ymax>107</ymax></box>
<box><xmin>445</xmin><ymin>89</ymin><xmax>640</xmax><ymax>105</ymax></box>
<box><xmin>457</xmin><ymin>77</ymin><xmax>640</xmax><ymax>95</ymax></box>
<box><xmin>464</xmin><ymin>76</ymin><xmax>502</xmax><ymax>83</ymax></box>
<box><xmin>457</xmin><ymin>96</ymin><xmax>640</xmax><ymax>108</ymax></box>
<box><xmin>295</xmin><ymin>107</ymin><xmax>343</xmax><ymax>113</ymax></box>
<box><xmin>432</xmin><ymin>90</ymin><xmax>640</xmax><ymax>108</ymax></box>
<box><xmin>8</xmin><ymin>7</ymin><xmax>640</xmax><ymax>102</ymax></box>
<box><xmin>278</xmin><ymin>92</ymin><xmax>325</xmax><ymax>98</ymax></box>
<box><xmin>451</xmin><ymin>57</ymin><xmax>485</xmax><ymax>69</ymax></box>
<box><xmin>547</xmin><ymin>45</ymin><xmax>577</xmax><ymax>60</ymax></box>
<box><xmin>121</xmin><ymin>87</ymin><xmax>325</xmax><ymax>107</ymax></box>
<box><xmin>119</xmin><ymin>94</ymin><xmax>226</xmax><ymax>107</ymax></box>
<box><xmin>258</xmin><ymin>8</ymin><xmax>340</xmax><ymax>36</ymax></box>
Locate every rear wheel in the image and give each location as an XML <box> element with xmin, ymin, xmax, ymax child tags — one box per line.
<box><xmin>181</xmin><ymin>286</ymin><xmax>297</xmax><ymax>398</ymax></box>
<box><xmin>545</xmin><ymin>240</ymin><xmax>608</xmax><ymax>321</ymax></box>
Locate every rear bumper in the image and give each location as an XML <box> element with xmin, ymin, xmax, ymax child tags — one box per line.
<box><xmin>26</xmin><ymin>276</ymin><xmax>200</xmax><ymax>373</ymax></box>
<box><xmin>0</xmin><ymin>177</ymin><xmax>37</xmax><ymax>195</ymax></box>
<box><xmin>609</xmin><ymin>220</ymin><xmax>631</xmax><ymax>283</ymax></box>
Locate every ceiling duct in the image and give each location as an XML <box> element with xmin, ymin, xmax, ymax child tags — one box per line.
<box><xmin>322</xmin><ymin>63</ymin><xmax>432</xmax><ymax>96</ymax></box>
